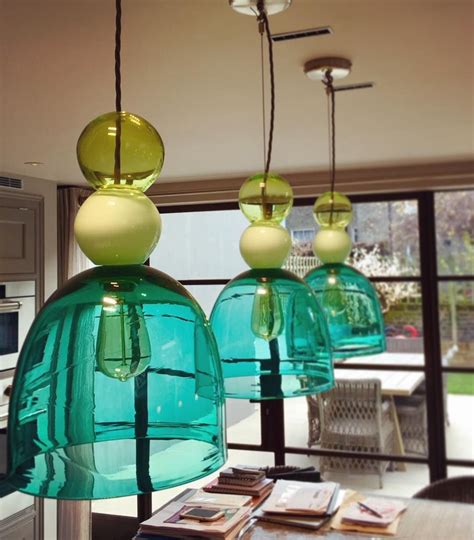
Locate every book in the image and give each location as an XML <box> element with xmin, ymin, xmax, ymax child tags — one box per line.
<box><xmin>253</xmin><ymin>509</ymin><xmax>330</xmax><ymax>531</ymax></box>
<box><xmin>218</xmin><ymin>467</ymin><xmax>265</xmax><ymax>486</ymax></box>
<box><xmin>261</xmin><ymin>480</ymin><xmax>341</xmax><ymax>516</ymax></box>
<box><xmin>185</xmin><ymin>490</ymin><xmax>252</xmax><ymax>508</ymax></box>
<box><xmin>340</xmin><ymin>497</ymin><xmax>407</xmax><ymax>527</ymax></box>
<box><xmin>139</xmin><ymin>501</ymin><xmax>251</xmax><ymax>540</ymax></box>
<box><xmin>204</xmin><ymin>477</ymin><xmax>274</xmax><ymax>497</ymax></box>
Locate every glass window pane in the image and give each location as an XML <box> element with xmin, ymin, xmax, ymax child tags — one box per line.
<box><xmin>227</xmin><ymin>449</ymin><xmax>274</xmax><ymax>469</ymax></box>
<box><xmin>286</xmin><ymin>200</ymin><xmax>420</xmax><ymax>277</ymax></box>
<box><xmin>285</xmin><ymin>367</ymin><xmax>427</xmax><ymax>458</ymax></box>
<box><xmin>186</xmin><ymin>284</ymin><xmax>225</xmax><ymax>318</ymax></box>
<box><xmin>435</xmin><ymin>190</ymin><xmax>474</xmax><ymax>276</ymax></box>
<box><xmin>439</xmin><ymin>281</ymin><xmax>474</xmax><ymax>367</ymax></box>
<box><xmin>445</xmin><ymin>374</ymin><xmax>474</xmax><ymax>461</ymax></box>
<box><xmin>381</xmin><ymin>281</ymin><xmax>423</xmax><ymax>349</ymax></box>
<box><xmin>448</xmin><ymin>465</ymin><xmax>474</xmax><ymax>478</ymax></box>
<box><xmin>227</xmin><ymin>399</ymin><xmax>261</xmax><ymax>445</ymax></box>
<box><xmin>92</xmin><ymin>496</ymin><xmax>136</xmax><ymax>516</ymax></box>
<box><xmin>150</xmin><ymin>209</ymin><xmax>248</xmax><ymax>280</ymax></box>
<box><xmin>286</xmin><ymin>454</ymin><xmax>429</xmax><ymax>497</ymax></box>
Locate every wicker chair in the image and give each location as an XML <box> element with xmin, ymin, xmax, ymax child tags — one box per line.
<box><xmin>413</xmin><ymin>476</ymin><xmax>474</xmax><ymax>504</ymax></box>
<box><xmin>317</xmin><ymin>379</ymin><xmax>395</xmax><ymax>488</ymax></box>
<box><xmin>394</xmin><ymin>394</ymin><xmax>428</xmax><ymax>455</ymax></box>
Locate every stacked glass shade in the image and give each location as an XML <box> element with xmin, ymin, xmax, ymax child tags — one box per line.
<box><xmin>7</xmin><ymin>113</ymin><xmax>226</xmax><ymax>499</ymax></box>
<box><xmin>305</xmin><ymin>263</ymin><xmax>385</xmax><ymax>358</ymax></box>
<box><xmin>210</xmin><ymin>174</ymin><xmax>334</xmax><ymax>399</ymax></box>
<box><xmin>306</xmin><ymin>192</ymin><xmax>386</xmax><ymax>359</ymax></box>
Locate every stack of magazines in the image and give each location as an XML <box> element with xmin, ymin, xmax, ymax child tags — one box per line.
<box><xmin>203</xmin><ymin>466</ymin><xmax>274</xmax><ymax>498</ymax></box>
<box><xmin>254</xmin><ymin>480</ymin><xmax>344</xmax><ymax>530</ymax></box>
<box><xmin>134</xmin><ymin>489</ymin><xmax>253</xmax><ymax>540</ymax></box>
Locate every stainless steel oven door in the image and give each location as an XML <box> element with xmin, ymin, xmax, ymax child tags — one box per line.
<box><xmin>0</xmin><ymin>295</ymin><xmax>36</xmax><ymax>372</ymax></box>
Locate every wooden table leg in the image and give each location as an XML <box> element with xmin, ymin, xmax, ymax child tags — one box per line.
<box><xmin>389</xmin><ymin>396</ymin><xmax>407</xmax><ymax>472</ymax></box>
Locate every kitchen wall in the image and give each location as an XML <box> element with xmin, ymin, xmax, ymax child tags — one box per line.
<box><xmin>0</xmin><ymin>173</ymin><xmax>58</xmax><ymax>540</ymax></box>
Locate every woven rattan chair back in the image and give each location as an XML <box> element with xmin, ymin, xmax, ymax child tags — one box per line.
<box><xmin>318</xmin><ymin>378</ymin><xmax>395</xmax><ymax>488</ymax></box>
<box><xmin>414</xmin><ymin>476</ymin><xmax>474</xmax><ymax>504</ymax></box>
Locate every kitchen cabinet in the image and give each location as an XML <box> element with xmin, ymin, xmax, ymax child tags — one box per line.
<box><xmin>0</xmin><ymin>194</ymin><xmax>43</xmax><ymax>284</ymax></box>
<box><xmin>0</xmin><ymin>505</ymin><xmax>36</xmax><ymax>540</ymax></box>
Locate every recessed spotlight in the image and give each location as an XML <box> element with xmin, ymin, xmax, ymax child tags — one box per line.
<box><xmin>24</xmin><ymin>161</ymin><xmax>44</xmax><ymax>166</ymax></box>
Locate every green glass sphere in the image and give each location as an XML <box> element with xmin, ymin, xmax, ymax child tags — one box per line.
<box><xmin>313</xmin><ymin>191</ymin><xmax>352</xmax><ymax>229</ymax></box>
<box><xmin>239</xmin><ymin>173</ymin><xmax>293</xmax><ymax>224</ymax></box>
<box><xmin>77</xmin><ymin>111</ymin><xmax>165</xmax><ymax>192</ymax></box>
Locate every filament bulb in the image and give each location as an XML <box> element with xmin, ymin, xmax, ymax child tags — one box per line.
<box><xmin>251</xmin><ymin>281</ymin><xmax>283</xmax><ymax>341</ymax></box>
<box><xmin>96</xmin><ymin>295</ymin><xmax>151</xmax><ymax>382</ymax></box>
<box><xmin>322</xmin><ymin>271</ymin><xmax>347</xmax><ymax>318</ymax></box>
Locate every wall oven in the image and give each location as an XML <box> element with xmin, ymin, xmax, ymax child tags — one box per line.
<box><xmin>0</xmin><ymin>281</ymin><xmax>35</xmax><ymax>373</ymax></box>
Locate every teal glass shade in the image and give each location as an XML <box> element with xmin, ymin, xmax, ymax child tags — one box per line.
<box><xmin>210</xmin><ymin>269</ymin><xmax>334</xmax><ymax>400</ymax></box>
<box><xmin>7</xmin><ymin>265</ymin><xmax>226</xmax><ymax>500</ymax></box>
<box><xmin>305</xmin><ymin>263</ymin><xmax>386</xmax><ymax>359</ymax></box>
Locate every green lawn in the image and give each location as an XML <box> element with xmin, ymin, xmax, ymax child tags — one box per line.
<box><xmin>447</xmin><ymin>373</ymin><xmax>474</xmax><ymax>395</ymax></box>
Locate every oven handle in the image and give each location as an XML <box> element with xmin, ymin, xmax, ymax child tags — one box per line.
<box><xmin>0</xmin><ymin>300</ymin><xmax>22</xmax><ymax>312</ymax></box>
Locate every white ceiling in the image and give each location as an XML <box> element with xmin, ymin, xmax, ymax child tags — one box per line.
<box><xmin>0</xmin><ymin>0</ymin><xmax>472</xmax><ymax>185</ymax></box>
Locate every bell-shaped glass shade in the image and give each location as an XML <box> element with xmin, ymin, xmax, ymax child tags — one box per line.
<box><xmin>7</xmin><ymin>265</ymin><xmax>226</xmax><ymax>500</ymax></box>
<box><xmin>305</xmin><ymin>263</ymin><xmax>386</xmax><ymax>358</ymax></box>
<box><xmin>210</xmin><ymin>269</ymin><xmax>334</xmax><ymax>400</ymax></box>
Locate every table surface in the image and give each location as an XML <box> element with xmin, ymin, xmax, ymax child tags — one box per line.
<box><xmin>335</xmin><ymin>353</ymin><xmax>425</xmax><ymax>396</ymax></box>
<box><xmin>241</xmin><ymin>497</ymin><xmax>474</xmax><ymax>539</ymax></box>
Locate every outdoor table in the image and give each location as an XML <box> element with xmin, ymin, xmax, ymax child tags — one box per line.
<box><xmin>334</xmin><ymin>353</ymin><xmax>425</xmax><ymax>470</ymax></box>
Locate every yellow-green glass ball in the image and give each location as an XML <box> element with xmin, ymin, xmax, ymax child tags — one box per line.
<box><xmin>239</xmin><ymin>173</ymin><xmax>293</xmax><ymax>224</ymax></box>
<box><xmin>77</xmin><ymin>111</ymin><xmax>165</xmax><ymax>192</ymax></box>
<box><xmin>313</xmin><ymin>191</ymin><xmax>352</xmax><ymax>229</ymax></box>
<box><xmin>74</xmin><ymin>188</ymin><xmax>161</xmax><ymax>265</ymax></box>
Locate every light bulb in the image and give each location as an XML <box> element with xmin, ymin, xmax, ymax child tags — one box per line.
<box><xmin>251</xmin><ymin>280</ymin><xmax>283</xmax><ymax>341</ymax></box>
<box><xmin>96</xmin><ymin>294</ymin><xmax>151</xmax><ymax>382</ymax></box>
<box><xmin>322</xmin><ymin>270</ymin><xmax>347</xmax><ymax>318</ymax></box>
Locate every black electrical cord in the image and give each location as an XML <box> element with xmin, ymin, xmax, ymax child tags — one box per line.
<box><xmin>323</xmin><ymin>70</ymin><xmax>336</xmax><ymax>225</ymax></box>
<box><xmin>114</xmin><ymin>0</ymin><xmax>122</xmax><ymax>183</ymax></box>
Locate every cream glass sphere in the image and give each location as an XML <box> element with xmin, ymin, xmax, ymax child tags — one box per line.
<box><xmin>240</xmin><ymin>222</ymin><xmax>291</xmax><ymax>269</ymax></box>
<box><xmin>313</xmin><ymin>228</ymin><xmax>352</xmax><ymax>264</ymax></box>
<box><xmin>75</xmin><ymin>188</ymin><xmax>161</xmax><ymax>265</ymax></box>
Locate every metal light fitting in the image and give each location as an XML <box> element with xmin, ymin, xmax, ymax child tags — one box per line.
<box><xmin>304</xmin><ymin>56</ymin><xmax>375</xmax><ymax>91</ymax></box>
<box><xmin>304</xmin><ymin>57</ymin><xmax>352</xmax><ymax>81</ymax></box>
<box><xmin>229</xmin><ymin>0</ymin><xmax>292</xmax><ymax>16</ymax></box>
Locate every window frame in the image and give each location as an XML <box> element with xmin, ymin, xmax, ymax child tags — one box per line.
<box><xmin>97</xmin><ymin>189</ymin><xmax>474</xmax><ymax>523</ymax></box>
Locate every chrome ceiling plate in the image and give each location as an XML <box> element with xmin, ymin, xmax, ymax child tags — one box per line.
<box><xmin>304</xmin><ymin>57</ymin><xmax>352</xmax><ymax>81</ymax></box>
<box><xmin>229</xmin><ymin>0</ymin><xmax>292</xmax><ymax>16</ymax></box>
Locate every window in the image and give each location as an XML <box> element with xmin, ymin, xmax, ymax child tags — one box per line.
<box><xmin>92</xmin><ymin>190</ymin><xmax>473</xmax><ymax>519</ymax></box>
<box><xmin>290</xmin><ymin>228</ymin><xmax>315</xmax><ymax>244</ymax></box>
<box><xmin>435</xmin><ymin>191</ymin><xmax>474</xmax><ymax>463</ymax></box>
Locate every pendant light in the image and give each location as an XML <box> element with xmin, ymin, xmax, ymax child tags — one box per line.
<box><xmin>304</xmin><ymin>58</ymin><xmax>386</xmax><ymax>358</ymax></box>
<box><xmin>6</xmin><ymin>0</ymin><xmax>226</xmax><ymax>500</ymax></box>
<box><xmin>210</xmin><ymin>2</ymin><xmax>333</xmax><ymax>400</ymax></box>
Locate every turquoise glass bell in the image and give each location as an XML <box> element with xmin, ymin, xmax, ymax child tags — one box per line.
<box><xmin>7</xmin><ymin>265</ymin><xmax>226</xmax><ymax>499</ymax></box>
<box><xmin>210</xmin><ymin>269</ymin><xmax>334</xmax><ymax>399</ymax></box>
<box><xmin>305</xmin><ymin>263</ymin><xmax>386</xmax><ymax>358</ymax></box>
